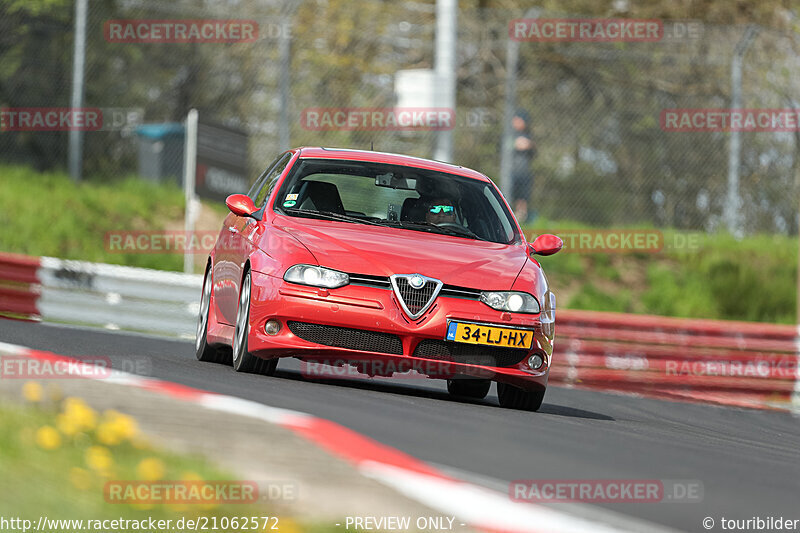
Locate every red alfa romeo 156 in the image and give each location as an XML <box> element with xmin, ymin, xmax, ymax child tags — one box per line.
<box><xmin>196</xmin><ymin>147</ymin><xmax>562</xmax><ymax>411</ymax></box>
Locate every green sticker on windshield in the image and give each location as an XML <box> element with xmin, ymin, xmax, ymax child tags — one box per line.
<box><xmin>283</xmin><ymin>200</ymin><xmax>297</xmax><ymax>208</ymax></box>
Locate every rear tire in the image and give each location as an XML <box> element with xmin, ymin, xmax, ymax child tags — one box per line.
<box><xmin>497</xmin><ymin>383</ymin><xmax>545</xmax><ymax>411</ymax></box>
<box><xmin>196</xmin><ymin>267</ymin><xmax>229</xmax><ymax>364</ymax></box>
<box><xmin>447</xmin><ymin>379</ymin><xmax>491</xmax><ymax>399</ymax></box>
<box><xmin>232</xmin><ymin>270</ymin><xmax>278</xmax><ymax>376</ymax></box>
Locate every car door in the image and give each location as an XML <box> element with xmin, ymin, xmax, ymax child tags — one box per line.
<box><xmin>216</xmin><ymin>152</ymin><xmax>293</xmax><ymax>324</ymax></box>
<box><xmin>213</xmin><ymin>155</ymin><xmax>283</xmax><ymax>325</ymax></box>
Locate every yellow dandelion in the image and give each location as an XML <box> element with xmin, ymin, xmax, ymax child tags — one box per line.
<box><xmin>56</xmin><ymin>413</ymin><xmax>81</xmax><ymax>437</ymax></box>
<box><xmin>35</xmin><ymin>426</ymin><xmax>61</xmax><ymax>450</ymax></box>
<box><xmin>62</xmin><ymin>397</ymin><xmax>86</xmax><ymax>411</ymax></box>
<box><xmin>113</xmin><ymin>413</ymin><xmax>138</xmax><ymax>440</ymax></box>
<box><xmin>85</xmin><ymin>445</ymin><xmax>113</xmax><ymax>472</ymax></box>
<box><xmin>22</xmin><ymin>381</ymin><xmax>43</xmax><ymax>402</ymax></box>
<box><xmin>69</xmin><ymin>467</ymin><xmax>92</xmax><ymax>491</ymax></box>
<box><xmin>136</xmin><ymin>457</ymin><xmax>165</xmax><ymax>481</ymax></box>
<box><xmin>96</xmin><ymin>410</ymin><xmax>139</xmax><ymax>445</ymax></box>
<box><xmin>96</xmin><ymin>422</ymin><xmax>123</xmax><ymax>446</ymax></box>
<box><xmin>62</xmin><ymin>397</ymin><xmax>97</xmax><ymax>431</ymax></box>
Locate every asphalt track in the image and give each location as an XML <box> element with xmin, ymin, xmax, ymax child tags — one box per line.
<box><xmin>2</xmin><ymin>320</ymin><xmax>799</xmax><ymax>533</ymax></box>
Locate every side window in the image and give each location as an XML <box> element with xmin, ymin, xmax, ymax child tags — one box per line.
<box><xmin>254</xmin><ymin>153</ymin><xmax>291</xmax><ymax>207</ymax></box>
<box><xmin>247</xmin><ymin>154</ymin><xmax>283</xmax><ymax>200</ymax></box>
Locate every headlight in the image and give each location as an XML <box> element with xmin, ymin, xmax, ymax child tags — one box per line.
<box><xmin>480</xmin><ymin>291</ymin><xmax>540</xmax><ymax>314</ymax></box>
<box><xmin>284</xmin><ymin>265</ymin><xmax>349</xmax><ymax>289</ymax></box>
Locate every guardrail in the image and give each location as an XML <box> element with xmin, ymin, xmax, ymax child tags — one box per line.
<box><xmin>549</xmin><ymin>310</ymin><xmax>800</xmax><ymax>411</ymax></box>
<box><xmin>0</xmin><ymin>253</ymin><xmax>202</xmax><ymax>338</ymax></box>
<box><xmin>0</xmin><ymin>253</ymin><xmax>40</xmax><ymax>320</ymax></box>
<box><xmin>1</xmin><ymin>252</ymin><xmax>797</xmax><ymax>411</ymax></box>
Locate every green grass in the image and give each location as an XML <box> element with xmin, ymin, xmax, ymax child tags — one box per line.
<box><xmin>525</xmin><ymin>224</ymin><xmax>798</xmax><ymax>324</ymax></box>
<box><xmin>0</xmin><ymin>396</ymin><xmax>339</xmax><ymax>532</ymax></box>
<box><xmin>0</xmin><ymin>164</ymin><xmax>186</xmax><ymax>270</ymax></box>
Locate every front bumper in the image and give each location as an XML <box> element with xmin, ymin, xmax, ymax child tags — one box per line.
<box><xmin>247</xmin><ymin>271</ymin><xmax>552</xmax><ymax>391</ymax></box>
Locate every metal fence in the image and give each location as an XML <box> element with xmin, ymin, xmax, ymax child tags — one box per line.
<box><xmin>1</xmin><ymin>1</ymin><xmax>799</xmax><ymax>234</ymax></box>
<box><xmin>0</xmin><ymin>252</ymin><xmax>201</xmax><ymax>338</ymax></box>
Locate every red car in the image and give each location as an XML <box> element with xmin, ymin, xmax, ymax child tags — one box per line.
<box><xmin>196</xmin><ymin>147</ymin><xmax>562</xmax><ymax>411</ymax></box>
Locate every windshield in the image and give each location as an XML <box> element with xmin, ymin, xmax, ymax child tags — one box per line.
<box><xmin>273</xmin><ymin>159</ymin><xmax>520</xmax><ymax>244</ymax></box>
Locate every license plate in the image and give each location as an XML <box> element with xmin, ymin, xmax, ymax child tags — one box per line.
<box><xmin>446</xmin><ymin>321</ymin><xmax>534</xmax><ymax>349</ymax></box>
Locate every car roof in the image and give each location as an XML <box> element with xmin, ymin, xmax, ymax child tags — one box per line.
<box><xmin>294</xmin><ymin>147</ymin><xmax>493</xmax><ymax>183</ymax></box>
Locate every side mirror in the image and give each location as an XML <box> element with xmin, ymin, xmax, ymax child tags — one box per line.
<box><xmin>530</xmin><ymin>234</ymin><xmax>563</xmax><ymax>256</ymax></box>
<box><xmin>226</xmin><ymin>194</ymin><xmax>259</xmax><ymax>219</ymax></box>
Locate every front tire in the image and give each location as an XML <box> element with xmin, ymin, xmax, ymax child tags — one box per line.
<box><xmin>232</xmin><ymin>270</ymin><xmax>278</xmax><ymax>376</ymax></box>
<box><xmin>497</xmin><ymin>383</ymin><xmax>545</xmax><ymax>411</ymax></box>
<box><xmin>447</xmin><ymin>378</ymin><xmax>491</xmax><ymax>399</ymax></box>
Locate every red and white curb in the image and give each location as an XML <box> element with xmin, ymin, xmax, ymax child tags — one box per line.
<box><xmin>0</xmin><ymin>341</ymin><xmax>672</xmax><ymax>533</ymax></box>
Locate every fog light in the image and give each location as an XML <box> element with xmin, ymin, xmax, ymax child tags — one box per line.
<box><xmin>265</xmin><ymin>320</ymin><xmax>281</xmax><ymax>336</ymax></box>
<box><xmin>527</xmin><ymin>354</ymin><xmax>544</xmax><ymax>370</ymax></box>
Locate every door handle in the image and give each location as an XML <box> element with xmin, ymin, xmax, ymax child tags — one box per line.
<box><xmin>228</xmin><ymin>226</ymin><xmax>236</xmax><ymax>234</ymax></box>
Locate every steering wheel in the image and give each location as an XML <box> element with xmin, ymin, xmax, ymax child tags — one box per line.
<box><xmin>434</xmin><ymin>222</ymin><xmax>464</xmax><ymax>230</ymax></box>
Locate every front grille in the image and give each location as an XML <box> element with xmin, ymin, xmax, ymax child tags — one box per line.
<box><xmin>349</xmin><ymin>273</ymin><xmax>391</xmax><ymax>289</ymax></box>
<box><xmin>348</xmin><ymin>272</ymin><xmax>482</xmax><ymax>301</ymax></box>
<box><xmin>395</xmin><ymin>277</ymin><xmax>438</xmax><ymax>315</ymax></box>
<box><xmin>440</xmin><ymin>285</ymin><xmax>482</xmax><ymax>300</ymax></box>
<box><xmin>413</xmin><ymin>339</ymin><xmax>528</xmax><ymax>368</ymax></box>
<box><xmin>287</xmin><ymin>321</ymin><xmax>403</xmax><ymax>355</ymax></box>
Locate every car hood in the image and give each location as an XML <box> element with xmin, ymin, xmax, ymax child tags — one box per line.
<box><xmin>275</xmin><ymin>217</ymin><xmax>528</xmax><ymax>290</ymax></box>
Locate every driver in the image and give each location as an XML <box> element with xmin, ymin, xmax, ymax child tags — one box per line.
<box><xmin>425</xmin><ymin>197</ymin><xmax>457</xmax><ymax>225</ymax></box>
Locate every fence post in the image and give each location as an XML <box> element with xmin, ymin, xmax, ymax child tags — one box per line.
<box><xmin>183</xmin><ymin>109</ymin><xmax>199</xmax><ymax>274</ymax></box>
<box><xmin>500</xmin><ymin>8</ymin><xmax>539</xmax><ymax>201</ymax></box>
<box><xmin>724</xmin><ymin>26</ymin><xmax>758</xmax><ymax>236</ymax></box>
<box><xmin>433</xmin><ymin>0</ymin><xmax>457</xmax><ymax>163</ymax></box>
<box><xmin>68</xmin><ymin>0</ymin><xmax>89</xmax><ymax>182</ymax></box>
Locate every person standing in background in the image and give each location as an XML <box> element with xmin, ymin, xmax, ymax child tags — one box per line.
<box><xmin>510</xmin><ymin>109</ymin><xmax>537</xmax><ymax>223</ymax></box>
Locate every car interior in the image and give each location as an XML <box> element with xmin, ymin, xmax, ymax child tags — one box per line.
<box><xmin>279</xmin><ymin>162</ymin><xmax>518</xmax><ymax>244</ymax></box>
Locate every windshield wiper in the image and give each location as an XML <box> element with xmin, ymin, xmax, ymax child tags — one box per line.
<box><xmin>388</xmin><ymin>220</ymin><xmax>487</xmax><ymax>241</ymax></box>
<box><xmin>282</xmin><ymin>208</ymin><xmax>487</xmax><ymax>240</ymax></box>
<box><xmin>281</xmin><ymin>207</ymin><xmax>384</xmax><ymax>226</ymax></box>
